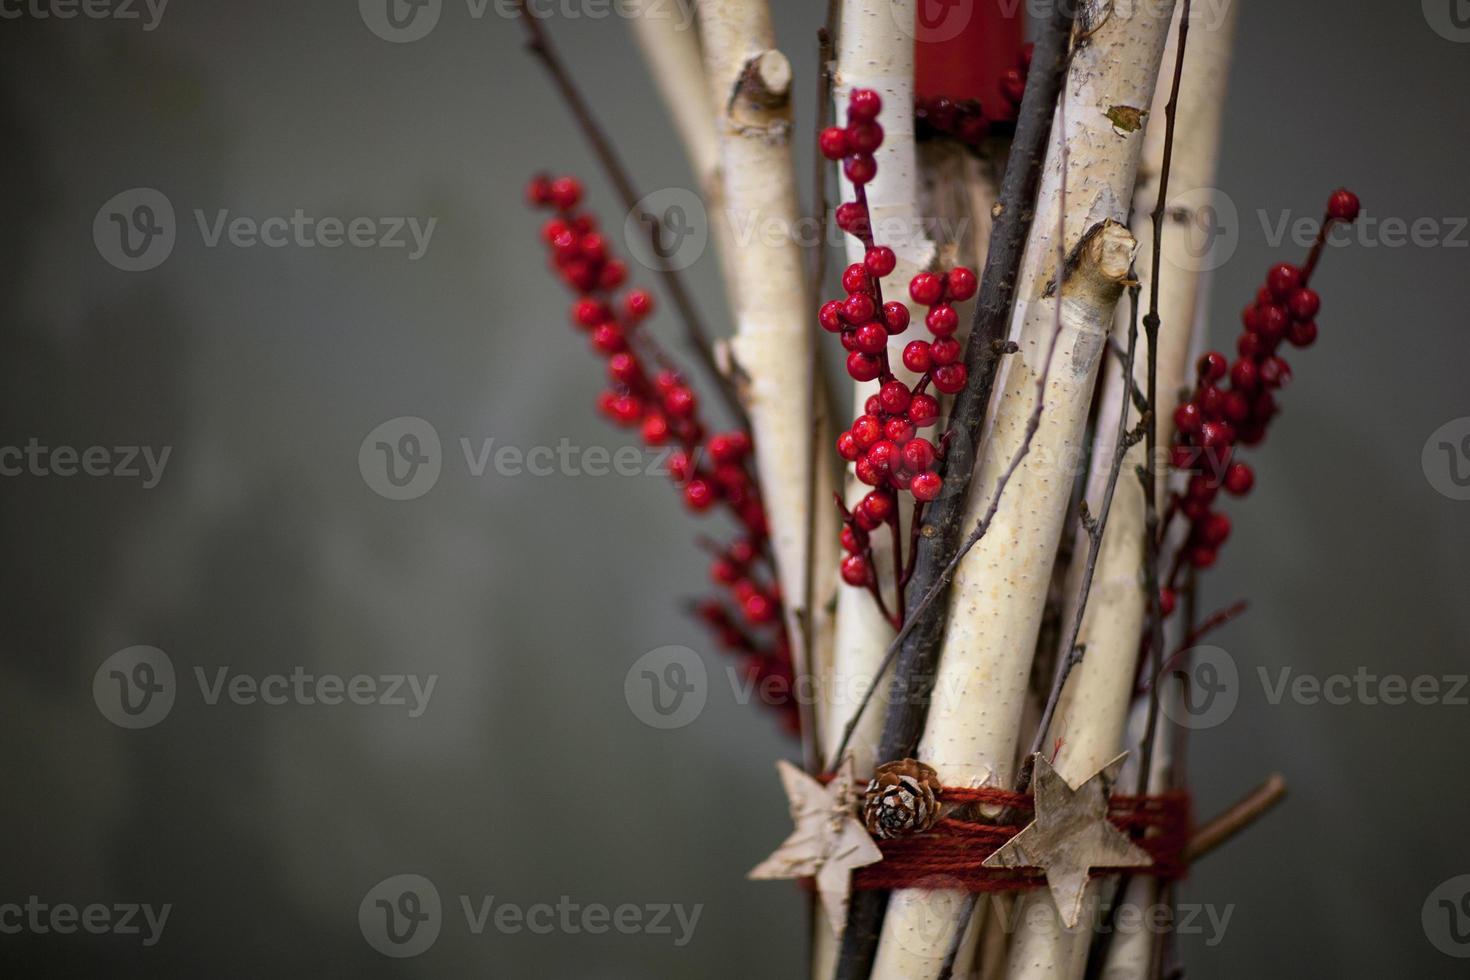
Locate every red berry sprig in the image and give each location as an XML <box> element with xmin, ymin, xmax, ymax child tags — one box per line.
<box><xmin>526</xmin><ymin>173</ymin><xmax>796</xmax><ymax>726</ymax></box>
<box><xmin>1163</xmin><ymin>188</ymin><xmax>1360</xmax><ymax>597</ymax></box>
<box><xmin>818</xmin><ymin>89</ymin><xmax>978</xmax><ymax>625</ymax></box>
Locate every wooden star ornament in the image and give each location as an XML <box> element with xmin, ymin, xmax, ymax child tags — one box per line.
<box><xmin>748</xmin><ymin>756</ymin><xmax>883</xmax><ymax>936</ymax></box>
<box><xmin>982</xmin><ymin>752</ymin><xmax>1152</xmax><ymax>927</ymax></box>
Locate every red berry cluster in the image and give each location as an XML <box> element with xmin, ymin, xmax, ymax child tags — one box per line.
<box><xmin>1165</xmin><ymin>188</ymin><xmax>1360</xmax><ymax>591</ymax></box>
<box><xmin>914</xmin><ymin>44</ymin><xmax>1031</xmax><ymax>145</ymax></box>
<box><xmin>818</xmin><ymin>89</ymin><xmax>978</xmax><ymax>618</ymax></box>
<box><xmin>526</xmin><ymin>173</ymin><xmax>795</xmax><ymax>721</ymax></box>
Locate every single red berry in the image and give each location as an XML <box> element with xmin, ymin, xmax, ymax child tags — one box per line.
<box><xmin>851</xmin><ymin>415</ymin><xmax>882</xmax><ymax>447</ymax></box>
<box><xmin>882</xmin><ymin>301</ymin><xmax>911</xmax><ymax>334</ymax></box>
<box><xmin>855</xmin><ymin>321</ymin><xmax>889</xmax><ymax>354</ymax></box>
<box><xmin>1229</xmin><ymin>358</ymin><xmax>1258</xmax><ymax>391</ymax></box>
<box><xmin>1189</xmin><ymin>546</ymin><xmax>1218</xmax><ymax>569</ymax></box>
<box><xmin>1171</xmin><ymin>443</ymin><xmax>1195</xmax><ymax>470</ymax></box>
<box><xmin>592</xmin><ymin>323</ymin><xmax>626</xmax><ymax>353</ymax></box>
<box><xmin>1257</xmin><ymin>304</ymin><xmax>1289</xmax><ymax>342</ymax></box>
<box><xmin>819</xmin><ymin>126</ymin><xmax>850</xmax><ymax>160</ymax></box>
<box><xmin>1000</xmin><ymin>68</ymin><xmax>1026</xmax><ymax>104</ymax></box>
<box><xmin>926</xmin><ymin>304</ymin><xmax>959</xmax><ymax>337</ymax></box>
<box><xmin>664</xmin><ymin>386</ymin><xmax>697</xmax><ymax>417</ymax></box>
<box><xmin>1199</xmin><ymin>351</ymin><xmax>1228</xmax><ymax>382</ymax></box>
<box><xmin>1173</xmin><ymin>401</ymin><xmax>1202</xmax><ymax>434</ymax></box>
<box><xmin>541</xmin><ymin>217</ymin><xmax>570</xmax><ymax>245</ymax></box>
<box><xmin>1288</xmin><ymin>320</ymin><xmax>1318</xmax><ymax>347</ymax></box>
<box><xmin>683</xmin><ymin>478</ymin><xmax>716</xmax><ymax>511</ymax></box>
<box><xmin>909</xmin><ymin>272</ymin><xmax>944</xmax><ymax>306</ymax></box>
<box><xmin>1159</xmin><ymin>588</ymin><xmax>1177</xmax><ymax>616</ymax></box>
<box><xmin>861</xmin><ymin>490</ymin><xmax>897</xmax><ymax>524</ymax></box>
<box><xmin>1327</xmin><ymin>188</ymin><xmax>1360</xmax><ymax>223</ymax></box>
<box><xmin>902</xmin><ymin>340</ymin><xmax>932</xmax><ymax>373</ymax></box>
<box><xmin>607</xmin><ymin>351</ymin><xmax>639</xmax><ymax>384</ymax></box>
<box><xmin>1182</xmin><ymin>498</ymin><xmax>1209</xmax><ymax>522</ymax></box>
<box><xmin>930</xmin><ymin>337</ymin><xmax>962</xmax><ymax>366</ymax></box>
<box><xmin>1224</xmin><ymin>461</ymin><xmax>1255</xmax><ymax>495</ymax></box>
<box><xmin>742</xmin><ymin>592</ymin><xmax>776</xmax><ymax>624</ymax></box>
<box><xmin>527</xmin><ymin>174</ymin><xmax>555</xmax><ymax>207</ymax></box>
<box><xmin>1201</xmin><ymin>512</ymin><xmax>1232</xmax><ymax>547</ymax></box>
<box><xmin>867</xmin><ymin>439</ymin><xmax>899</xmax><ymax>473</ymax></box>
<box><xmin>1241</xmin><ymin>305</ymin><xmax>1262</xmax><ymax>333</ymax></box>
<box><xmin>1199</xmin><ymin>421</ymin><xmax>1233</xmax><ymax>451</ymax></box>
<box><xmin>1258</xmin><ymin>356</ymin><xmax>1292</xmax><ymax>389</ymax></box>
<box><xmin>855</xmin><ymin>456</ymin><xmax>880</xmax><ymax>486</ymax></box>
<box><xmin>819</xmin><ymin>299</ymin><xmax>845</xmax><ymax>332</ymax></box>
<box><xmin>1267</xmin><ymin>263</ymin><xmax>1301</xmax><ymax>299</ymax></box>
<box><xmin>946</xmin><ymin>267</ymin><xmax>978</xmax><ymax>301</ymax></box>
<box><xmin>885</xmin><ymin>417</ymin><xmax>916</xmax><ymax>443</ymax></box>
<box><xmin>835</xmin><ymin>202</ymin><xmax>868</xmax><ymax>235</ymax></box>
<box><xmin>711</xmin><ymin>557</ymin><xmax>741</xmax><ymax>585</ymax></box>
<box><xmin>839</xmin><ymin>329</ymin><xmax>860</xmax><ymax>352</ymax></box>
<box><xmin>841</xmin><ymin>554</ymin><xmax>872</xmax><ymax>586</ymax></box>
<box><xmin>908</xmin><ymin>393</ymin><xmax>940</xmax><ymax>426</ymax></box>
<box><xmin>573</xmin><ymin>297</ymin><xmax>609</xmax><ymax>328</ymax></box>
<box><xmin>1187</xmin><ymin>473</ymin><xmax>1220</xmax><ymax>502</ymax></box>
<box><xmin>879</xmin><ymin>380</ymin><xmax>912</xmax><ymax>414</ymax></box>
<box><xmin>1287</xmin><ymin>288</ymin><xmax>1320</xmax><ymax>322</ymax></box>
<box><xmin>848</xmin><ymin>122</ymin><xmax>884</xmax><ymax>154</ymax></box>
<box><xmin>932</xmin><ymin>364</ymin><xmax>967</xmax><ymax>394</ymax></box>
<box><xmin>1198</xmin><ymin>384</ymin><xmax>1225</xmax><ymax>418</ymax></box>
<box><xmin>846</xmin><ymin>351</ymin><xmax>883</xmax><ymax>381</ymax></box>
<box><xmin>654</xmin><ymin>371</ymin><xmax>680</xmax><ymax>392</ymax></box>
<box><xmin>641</xmin><ymin>413</ymin><xmax>670</xmax><ymax>445</ymax></box>
<box><xmin>836</xmin><ymin>431</ymin><xmax>863</xmax><ymax>462</ymax></box>
<box><xmin>844</xmin><ymin>153</ymin><xmax>877</xmax><ymax>185</ymax></box>
<box><xmin>911</xmin><ymin>470</ymin><xmax>943</xmax><ymax>501</ymax></box>
<box><xmin>1223</xmin><ymin>390</ymin><xmax>1251</xmax><ymax>424</ymax></box>
<box><xmin>865</xmin><ymin>245</ymin><xmax>897</xmax><ymax>277</ymax></box>
<box><xmin>843</xmin><ymin>293</ymin><xmax>876</xmax><ymax>324</ymax></box>
<box><xmin>1237</xmin><ymin>332</ymin><xmax>1264</xmax><ymax>359</ymax></box>
<box><xmin>667</xmin><ymin>449</ymin><xmax>693</xmax><ymax>482</ymax></box>
<box><xmin>865</xmin><ymin>395</ymin><xmax>883</xmax><ymax>416</ymax></box>
<box><xmin>708</xmin><ymin>433</ymin><xmax>741</xmax><ymax>463</ymax></box>
<box><xmin>598</xmin><ymin>259</ymin><xmax>627</xmax><ymax>290</ymax></box>
<box><xmin>624</xmin><ymin>288</ymin><xmax>654</xmax><ymax>321</ymax></box>
<box><xmin>578</xmin><ymin>233</ymin><xmax>608</xmax><ymax>262</ymax></box>
<box><xmin>549</xmin><ymin>176</ymin><xmax>583</xmax><ymax>210</ymax></box>
<box><xmin>902</xmin><ymin>438</ymin><xmax>936</xmax><ymax>472</ymax></box>
<box><xmin>842</xmin><ymin>263</ymin><xmax>869</xmax><ymax>294</ymax></box>
<box><xmin>840</xmin><ymin>525</ymin><xmax>867</xmax><ymax>554</ymax></box>
<box><xmin>848</xmin><ymin>88</ymin><xmax>882</xmax><ymax>121</ymax></box>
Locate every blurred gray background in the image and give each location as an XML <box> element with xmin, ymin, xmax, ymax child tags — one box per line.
<box><xmin>3</xmin><ymin>1</ymin><xmax>1469</xmax><ymax>977</ymax></box>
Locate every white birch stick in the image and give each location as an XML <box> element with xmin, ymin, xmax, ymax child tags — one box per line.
<box><xmin>1001</xmin><ymin>8</ymin><xmax>1239</xmax><ymax>975</ymax></box>
<box><xmin>823</xmin><ymin>0</ymin><xmax>937</xmax><ymax>777</ymax></box>
<box><xmin>871</xmin><ymin>221</ymin><xmax>1138</xmax><ymax>980</ymax></box>
<box><xmin>870</xmin><ymin>3</ymin><xmax>1178</xmax><ymax>971</ymax></box>
<box><xmin>697</xmin><ymin>0</ymin><xmax>814</xmax><ymax>692</ymax></box>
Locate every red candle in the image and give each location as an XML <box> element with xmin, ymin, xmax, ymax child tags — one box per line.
<box><xmin>914</xmin><ymin>0</ymin><xmax>1026</xmax><ymax>121</ymax></box>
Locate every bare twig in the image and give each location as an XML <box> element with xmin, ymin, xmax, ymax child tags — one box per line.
<box><xmin>1183</xmin><ymin>773</ymin><xmax>1288</xmax><ymax>862</ymax></box>
<box><xmin>515</xmin><ymin>3</ymin><xmax>747</xmax><ymax>430</ymax></box>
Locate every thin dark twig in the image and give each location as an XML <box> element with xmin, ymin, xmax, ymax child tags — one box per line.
<box><xmin>1135</xmin><ymin>0</ymin><xmax>1192</xmax><ymax>800</ymax></box>
<box><xmin>514</xmin><ymin>4</ymin><xmax>747</xmax><ymax>430</ymax></box>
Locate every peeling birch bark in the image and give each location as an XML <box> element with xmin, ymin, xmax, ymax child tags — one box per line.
<box><xmin>1003</xmin><ymin>7</ymin><xmax>1239</xmax><ymax>977</ymax></box>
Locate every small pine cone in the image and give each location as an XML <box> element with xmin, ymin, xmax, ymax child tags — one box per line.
<box><xmin>863</xmin><ymin>759</ymin><xmax>943</xmax><ymax>840</ymax></box>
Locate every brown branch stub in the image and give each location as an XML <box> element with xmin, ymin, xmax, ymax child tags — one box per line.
<box><xmin>1184</xmin><ymin>773</ymin><xmax>1288</xmax><ymax>863</ymax></box>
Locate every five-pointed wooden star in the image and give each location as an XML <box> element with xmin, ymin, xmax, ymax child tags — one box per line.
<box><xmin>982</xmin><ymin>752</ymin><xmax>1152</xmax><ymax>927</ymax></box>
<box><xmin>748</xmin><ymin>756</ymin><xmax>883</xmax><ymax>936</ymax></box>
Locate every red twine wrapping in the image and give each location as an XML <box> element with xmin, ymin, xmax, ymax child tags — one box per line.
<box><xmin>850</xmin><ymin>785</ymin><xmax>1192</xmax><ymax>893</ymax></box>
